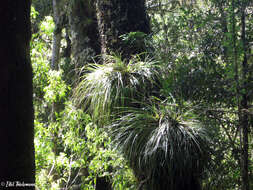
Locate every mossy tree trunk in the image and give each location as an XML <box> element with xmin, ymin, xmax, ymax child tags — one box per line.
<box><xmin>95</xmin><ymin>0</ymin><xmax>150</xmax><ymax>59</ymax></box>
<box><xmin>0</xmin><ymin>0</ymin><xmax>35</xmax><ymax>188</ymax></box>
<box><xmin>69</xmin><ymin>0</ymin><xmax>100</xmax><ymax>70</ymax></box>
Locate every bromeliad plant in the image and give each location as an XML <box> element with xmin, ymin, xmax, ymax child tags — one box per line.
<box><xmin>73</xmin><ymin>54</ymin><xmax>159</xmax><ymax>126</ymax></box>
<box><xmin>109</xmin><ymin>99</ymin><xmax>211</xmax><ymax>190</ymax></box>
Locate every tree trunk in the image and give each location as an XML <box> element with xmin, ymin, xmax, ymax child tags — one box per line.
<box><xmin>51</xmin><ymin>0</ymin><xmax>64</xmax><ymax>70</ymax></box>
<box><xmin>0</xmin><ymin>0</ymin><xmax>35</xmax><ymax>189</ymax></box>
<box><xmin>68</xmin><ymin>0</ymin><xmax>100</xmax><ymax>71</ymax></box>
<box><xmin>240</xmin><ymin>4</ymin><xmax>249</xmax><ymax>190</ymax></box>
<box><xmin>95</xmin><ymin>176</ymin><xmax>112</xmax><ymax>190</ymax></box>
<box><xmin>95</xmin><ymin>0</ymin><xmax>150</xmax><ymax>58</ymax></box>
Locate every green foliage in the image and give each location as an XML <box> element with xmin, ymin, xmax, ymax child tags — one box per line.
<box><xmin>149</xmin><ymin>1</ymin><xmax>253</xmax><ymax>189</ymax></box>
<box><xmin>40</xmin><ymin>16</ymin><xmax>55</xmax><ymax>37</ymax></box>
<box><xmin>120</xmin><ymin>32</ymin><xmax>147</xmax><ymax>43</ymax></box>
<box><xmin>32</xmin><ymin>1</ymin><xmax>253</xmax><ymax>190</ymax></box>
<box><xmin>32</xmin><ymin>7</ymin><xmax>137</xmax><ymax>190</ymax></box>
<box><xmin>32</xmin><ymin>0</ymin><xmax>52</xmax><ymax>22</ymax></box>
<box><xmin>120</xmin><ymin>32</ymin><xmax>151</xmax><ymax>54</ymax></box>
<box><xmin>35</xmin><ymin>101</ymin><xmax>137</xmax><ymax>190</ymax></box>
<box><xmin>31</xmin><ymin>6</ymin><xmax>39</xmax><ymax>20</ymax></box>
<box><xmin>44</xmin><ymin>70</ymin><xmax>69</xmax><ymax>103</ymax></box>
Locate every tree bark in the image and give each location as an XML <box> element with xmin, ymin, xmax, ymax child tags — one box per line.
<box><xmin>69</xmin><ymin>0</ymin><xmax>100</xmax><ymax>70</ymax></box>
<box><xmin>51</xmin><ymin>0</ymin><xmax>64</xmax><ymax>70</ymax></box>
<box><xmin>0</xmin><ymin>0</ymin><xmax>35</xmax><ymax>188</ymax></box>
<box><xmin>95</xmin><ymin>0</ymin><xmax>150</xmax><ymax>58</ymax></box>
<box><xmin>95</xmin><ymin>176</ymin><xmax>112</xmax><ymax>190</ymax></box>
<box><xmin>240</xmin><ymin>4</ymin><xmax>249</xmax><ymax>190</ymax></box>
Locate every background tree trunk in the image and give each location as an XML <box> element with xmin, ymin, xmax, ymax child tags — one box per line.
<box><xmin>0</xmin><ymin>0</ymin><xmax>35</xmax><ymax>188</ymax></box>
<box><xmin>240</xmin><ymin>4</ymin><xmax>249</xmax><ymax>190</ymax></box>
<box><xmin>95</xmin><ymin>0</ymin><xmax>150</xmax><ymax>58</ymax></box>
<box><xmin>69</xmin><ymin>0</ymin><xmax>100</xmax><ymax>71</ymax></box>
<box><xmin>51</xmin><ymin>0</ymin><xmax>65</xmax><ymax>70</ymax></box>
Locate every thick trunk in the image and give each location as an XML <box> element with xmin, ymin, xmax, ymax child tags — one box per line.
<box><xmin>95</xmin><ymin>0</ymin><xmax>150</xmax><ymax>58</ymax></box>
<box><xmin>69</xmin><ymin>0</ymin><xmax>100</xmax><ymax>70</ymax></box>
<box><xmin>0</xmin><ymin>0</ymin><xmax>35</xmax><ymax>188</ymax></box>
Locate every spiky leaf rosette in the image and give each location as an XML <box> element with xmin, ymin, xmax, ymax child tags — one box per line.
<box><xmin>73</xmin><ymin>55</ymin><xmax>159</xmax><ymax>126</ymax></box>
<box><xmin>109</xmin><ymin>101</ymin><xmax>210</xmax><ymax>190</ymax></box>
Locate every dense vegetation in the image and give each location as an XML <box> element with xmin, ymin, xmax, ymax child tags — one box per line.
<box><xmin>31</xmin><ymin>0</ymin><xmax>252</xmax><ymax>190</ymax></box>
